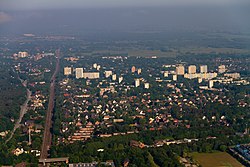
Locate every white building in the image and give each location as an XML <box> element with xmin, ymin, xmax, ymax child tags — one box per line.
<box><xmin>137</xmin><ymin>68</ymin><xmax>142</xmax><ymax>75</ymax></box>
<box><xmin>97</xmin><ymin>65</ymin><xmax>101</xmax><ymax>71</ymax></box>
<box><xmin>184</xmin><ymin>72</ymin><xmax>217</xmax><ymax>80</ymax></box>
<box><xmin>112</xmin><ymin>74</ymin><xmax>117</xmax><ymax>81</ymax></box>
<box><xmin>218</xmin><ymin>65</ymin><xmax>226</xmax><ymax>73</ymax></box>
<box><xmin>83</xmin><ymin>72</ymin><xmax>100</xmax><ymax>79</ymax></box>
<box><xmin>131</xmin><ymin>66</ymin><xmax>136</xmax><ymax>73</ymax></box>
<box><xmin>224</xmin><ymin>73</ymin><xmax>240</xmax><ymax>79</ymax></box>
<box><xmin>144</xmin><ymin>83</ymin><xmax>150</xmax><ymax>89</ymax></box>
<box><xmin>105</xmin><ymin>71</ymin><xmax>113</xmax><ymax>78</ymax></box>
<box><xmin>18</xmin><ymin>52</ymin><xmax>29</xmax><ymax>58</ymax></box>
<box><xmin>209</xmin><ymin>80</ymin><xmax>214</xmax><ymax>88</ymax></box>
<box><xmin>75</xmin><ymin>68</ymin><xmax>84</xmax><ymax>79</ymax></box>
<box><xmin>13</xmin><ymin>148</ymin><xmax>24</xmax><ymax>156</ymax></box>
<box><xmin>64</xmin><ymin>67</ymin><xmax>72</xmax><ymax>76</ymax></box>
<box><xmin>164</xmin><ymin>72</ymin><xmax>169</xmax><ymax>77</ymax></box>
<box><xmin>188</xmin><ymin>65</ymin><xmax>196</xmax><ymax>74</ymax></box>
<box><xmin>118</xmin><ymin>77</ymin><xmax>123</xmax><ymax>83</ymax></box>
<box><xmin>93</xmin><ymin>63</ymin><xmax>97</xmax><ymax>69</ymax></box>
<box><xmin>200</xmin><ymin>65</ymin><xmax>208</xmax><ymax>73</ymax></box>
<box><xmin>198</xmin><ymin>78</ymin><xmax>203</xmax><ymax>83</ymax></box>
<box><xmin>135</xmin><ymin>79</ymin><xmax>140</xmax><ymax>87</ymax></box>
<box><xmin>173</xmin><ymin>75</ymin><xmax>177</xmax><ymax>81</ymax></box>
<box><xmin>176</xmin><ymin>65</ymin><xmax>185</xmax><ymax>75</ymax></box>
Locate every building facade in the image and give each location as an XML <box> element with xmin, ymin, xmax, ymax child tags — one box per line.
<box><xmin>75</xmin><ymin>68</ymin><xmax>84</xmax><ymax>79</ymax></box>
<box><xmin>176</xmin><ymin>65</ymin><xmax>185</xmax><ymax>75</ymax></box>
<box><xmin>188</xmin><ymin>65</ymin><xmax>196</xmax><ymax>74</ymax></box>
<box><xmin>200</xmin><ymin>65</ymin><xmax>208</xmax><ymax>73</ymax></box>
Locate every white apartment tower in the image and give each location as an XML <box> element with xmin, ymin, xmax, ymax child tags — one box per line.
<box><xmin>135</xmin><ymin>79</ymin><xmax>140</xmax><ymax>87</ymax></box>
<box><xmin>131</xmin><ymin>66</ymin><xmax>136</xmax><ymax>73</ymax></box>
<box><xmin>173</xmin><ymin>75</ymin><xmax>177</xmax><ymax>81</ymax></box>
<box><xmin>209</xmin><ymin>80</ymin><xmax>214</xmax><ymax>88</ymax></box>
<box><xmin>118</xmin><ymin>76</ymin><xmax>123</xmax><ymax>83</ymax></box>
<box><xmin>112</xmin><ymin>74</ymin><xmax>117</xmax><ymax>81</ymax></box>
<box><xmin>64</xmin><ymin>67</ymin><xmax>72</xmax><ymax>76</ymax></box>
<box><xmin>200</xmin><ymin>65</ymin><xmax>208</xmax><ymax>73</ymax></box>
<box><xmin>75</xmin><ymin>68</ymin><xmax>84</xmax><ymax>79</ymax></box>
<box><xmin>137</xmin><ymin>68</ymin><xmax>142</xmax><ymax>75</ymax></box>
<box><xmin>188</xmin><ymin>65</ymin><xmax>196</xmax><ymax>74</ymax></box>
<box><xmin>93</xmin><ymin>63</ymin><xmax>97</xmax><ymax>69</ymax></box>
<box><xmin>176</xmin><ymin>65</ymin><xmax>185</xmax><ymax>75</ymax></box>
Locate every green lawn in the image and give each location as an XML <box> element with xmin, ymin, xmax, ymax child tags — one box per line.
<box><xmin>191</xmin><ymin>152</ymin><xmax>244</xmax><ymax>167</ymax></box>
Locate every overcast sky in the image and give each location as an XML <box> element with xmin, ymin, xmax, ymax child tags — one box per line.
<box><xmin>0</xmin><ymin>0</ymin><xmax>250</xmax><ymax>36</ymax></box>
<box><xmin>1</xmin><ymin>0</ymin><xmax>250</xmax><ymax>10</ymax></box>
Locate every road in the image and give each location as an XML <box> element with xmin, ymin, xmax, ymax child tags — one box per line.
<box><xmin>5</xmin><ymin>79</ymin><xmax>31</xmax><ymax>143</ymax></box>
<box><xmin>40</xmin><ymin>49</ymin><xmax>60</xmax><ymax>159</ymax></box>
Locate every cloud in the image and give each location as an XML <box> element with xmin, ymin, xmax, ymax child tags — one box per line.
<box><xmin>0</xmin><ymin>12</ymin><xmax>12</xmax><ymax>23</ymax></box>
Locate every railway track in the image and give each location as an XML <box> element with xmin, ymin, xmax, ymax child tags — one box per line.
<box><xmin>40</xmin><ymin>49</ymin><xmax>60</xmax><ymax>159</ymax></box>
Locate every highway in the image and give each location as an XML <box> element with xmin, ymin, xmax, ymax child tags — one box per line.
<box><xmin>40</xmin><ymin>49</ymin><xmax>60</xmax><ymax>159</ymax></box>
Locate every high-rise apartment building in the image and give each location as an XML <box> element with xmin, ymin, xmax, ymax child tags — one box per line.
<box><xmin>135</xmin><ymin>79</ymin><xmax>140</xmax><ymax>87</ymax></box>
<box><xmin>218</xmin><ymin>65</ymin><xmax>226</xmax><ymax>73</ymax></box>
<box><xmin>173</xmin><ymin>75</ymin><xmax>177</xmax><ymax>81</ymax></box>
<box><xmin>93</xmin><ymin>63</ymin><xmax>97</xmax><ymax>69</ymax></box>
<box><xmin>188</xmin><ymin>65</ymin><xmax>196</xmax><ymax>74</ymax></box>
<box><xmin>209</xmin><ymin>80</ymin><xmax>214</xmax><ymax>88</ymax></box>
<box><xmin>118</xmin><ymin>76</ymin><xmax>123</xmax><ymax>83</ymax></box>
<box><xmin>137</xmin><ymin>68</ymin><xmax>142</xmax><ymax>75</ymax></box>
<box><xmin>131</xmin><ymin>66</ymin><xmax>136</xmax><ymax>73</ymax></box>
<box><xmin>64</xmin><ymin>67</ymin><xmax>72</xmax><ymax>76</ymax></box>
<box><xmin>75</xmin><ymin>68</ymin><xmax>84</xmax><ymax>79</ymax></box>
<box><xmin>112</xmin><ymin>74</ymin><xmax>117</xmax><ymax>81</ymax></box>
<box><xmin>176</xmin><ymin>65</ymin><xmax>185</xmax><ymax>75</ymax></box>
<box><xmin>200</xmin><ymin>65</ymin><xmax>208</xmax><ymax>73</ymax></box>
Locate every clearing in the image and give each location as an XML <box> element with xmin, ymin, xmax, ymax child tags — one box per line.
<box><xmin>191</xmin><ymin>152</ymin><xmax>244</xmax><ymax>167</ymax></box>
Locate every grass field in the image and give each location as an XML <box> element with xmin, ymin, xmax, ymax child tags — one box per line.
<box><xmin>191</xmin><ymin>152</ymin><xmax>244</xmax><ymax>167</ymax></box>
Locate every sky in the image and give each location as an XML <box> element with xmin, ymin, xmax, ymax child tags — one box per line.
<box><xmin>0</xmin><ymin>0</ymin><xmax>250</xmax><ymax>10</ymax></box>
<box><xmin>0</xmin><ymin>0</ymin><xmax>250</xmax><ymax>36</ymax></box>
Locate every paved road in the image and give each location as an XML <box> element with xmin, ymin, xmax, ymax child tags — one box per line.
<box><xmin>40</xmin><ymin>49</ymin><xmax>60</xmax><ymax>159</ymax></box>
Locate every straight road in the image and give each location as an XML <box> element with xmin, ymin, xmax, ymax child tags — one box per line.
<box><xmin>40</xmin><ymin>49</ymin><xmax>60</xmax><ymax>159</ymax></box>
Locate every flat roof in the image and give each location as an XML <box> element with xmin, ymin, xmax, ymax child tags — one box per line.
<box><xmin>39</xmin><ymin>157</ymin><xmax>69</xmax><ymax>163</ymax></box>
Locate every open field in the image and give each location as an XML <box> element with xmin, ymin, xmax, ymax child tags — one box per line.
<box><xmin>75</xmin><ymin>47</ymin><xmax>250</xmax><ymax>58</ymax></box>
<box><xmin>128</xmin><ymin>50</ymin><xmax>177</xmax><ymax>57</ymax></box>
<box><xmin>191</xmin><ymin>152</ymin><xmax>244</xmax><ymax>167</ymax></box>
<box><xmin>180</xmin><ymin>47</ymin><xmax>250</xmax><ymax>55</ymax></box>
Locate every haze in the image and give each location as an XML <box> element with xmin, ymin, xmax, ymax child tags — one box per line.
<box><xmin>0</xmin><ymin>0</ymin><xmax>250</xmax><ymax>38</ymax></box>
<box><xmin>1</xmin><ymin>0</ymin><xmax>250</xmax><ymax>10</ymax></box>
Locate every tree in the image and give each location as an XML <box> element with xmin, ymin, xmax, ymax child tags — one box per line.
<box><xmin>219</xmin><ymin>145</ymin><xmax>227</xmax><ymax>152</ymax></box>
<box><xmin>147</xmin><ymin>152</ymin><xmax>159</xmax><ymax>167</ymax></box>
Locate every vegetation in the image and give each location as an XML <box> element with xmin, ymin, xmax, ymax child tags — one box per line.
<box><xmin>0</xmin><ymin>57</ymin><xmax>26</xmax><ymax>131</ymax></box>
